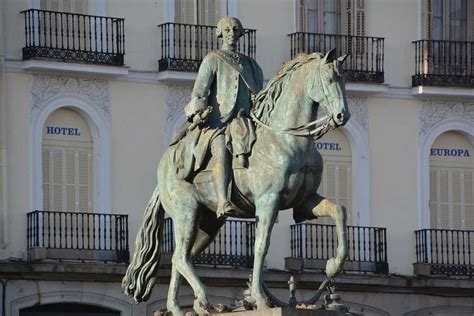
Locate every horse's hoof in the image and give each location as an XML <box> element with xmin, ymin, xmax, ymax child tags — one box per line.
<box><xmin>193</xmin><ymin>299</ymin><xmax>211</xmax><ymax>315</ymax></box>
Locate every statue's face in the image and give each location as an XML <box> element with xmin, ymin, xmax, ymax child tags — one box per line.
<box><xmin>220</xmin><ymin>19</ymin><xmax>241</xmax><ymax>48</ymax></box>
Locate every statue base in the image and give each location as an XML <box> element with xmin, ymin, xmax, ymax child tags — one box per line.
<box><xmin>219</xmin><ymin>308</ymin><xmax>360</xmax><ymax>315</ymax></box>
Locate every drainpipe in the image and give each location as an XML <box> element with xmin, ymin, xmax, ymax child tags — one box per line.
<box><xmin>0</xmin><ymin>0</ymin><xmax>7</xmax><ymax>250</ymax></box>
<box><xmin>1</xmin><ymin>279</ymin><xmax>8</xmax><ymax>316</ymax></box>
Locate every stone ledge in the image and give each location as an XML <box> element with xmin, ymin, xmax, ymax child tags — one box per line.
<box><xmin>220</xmin><ymin>308</ymin><xmax>357</xmax><ymax>315</ymax></box>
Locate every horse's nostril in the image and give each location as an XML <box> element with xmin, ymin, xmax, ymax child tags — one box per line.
<box><xmin>336</xmin><ymin>113</ymin><xmax>343</xmax><ymax>121</ymax></box>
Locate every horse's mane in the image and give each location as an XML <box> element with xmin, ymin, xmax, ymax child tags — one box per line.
<box><xmin>253</xmin><ymin>53</ymin><xmax>322</xmax><ymax>124</ymax></box>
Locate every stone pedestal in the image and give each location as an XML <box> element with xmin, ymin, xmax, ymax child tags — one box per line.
<box><xmin>219</xmin><ymin>308</ymin><xmax>360</xmax><ymax>315</ymax></box>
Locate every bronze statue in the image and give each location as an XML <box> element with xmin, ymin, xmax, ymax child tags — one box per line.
<box><xmin>122</xmin><ymin>16</ymin><xmax>350</xmax><ymax>316</ymax></box>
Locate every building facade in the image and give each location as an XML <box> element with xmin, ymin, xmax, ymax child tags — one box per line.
<box><xmin>0</xmin><ymin>0</ymin><xmax>473</xmax><ymax>315</ymax></box>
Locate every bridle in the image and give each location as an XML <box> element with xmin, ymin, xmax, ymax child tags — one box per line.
<box><xmin>250</xmin><ymin>64</ymin><xmax>339</xmax><ymax>141</ymax></box>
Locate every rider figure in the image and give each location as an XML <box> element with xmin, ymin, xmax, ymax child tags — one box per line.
<box><xmin>184</xmin><ymin>17</ymin><xmax>263</xmax><ymax>218</ymax></box>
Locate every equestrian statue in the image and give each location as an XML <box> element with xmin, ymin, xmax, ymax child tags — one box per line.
<box><xmin>122</xmin><ymin>16</ymin><xmax>351</xmax><ymax>315</ymax></box>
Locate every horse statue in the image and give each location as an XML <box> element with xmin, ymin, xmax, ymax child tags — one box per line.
<box><xmin>122</xmin><ymin>49</ymin><xmax>351</xmax><ymax>315</ymax></box>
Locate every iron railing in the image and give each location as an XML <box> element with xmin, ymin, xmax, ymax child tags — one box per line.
<box><xmin>27</xmin><ymin>210</ymin><xmax>129</xmax><ymax>262</ymax></box>
<box><xmin>413</xmin><ymin>40</ymin><xmax>474</xmax><ymax>87</ymax></box>
<box><xmin>162</xmin><ymin>218</ymin><xmax>255</xmax><ymax>267</ymax></box>
<box><xmin>415</xmin><ymin>229</ymin><xmax>474</xmax><ymax>277</ymax></box>
<box><xmin>21</xmin><ymin>9</ymin><xmax>125</xmax><ymax>65</ymax></box>
<box><xmin>158</xmin><ymin>22</ymin><xmax>257</xmax><ymax>72</ymax></box>
<box><xmin>288</xmin><ymin>32</ymin><xmax>385</xmax><ymax>83</ymax></box>
<box><xmin>290</xmin><ymin>223</ymin><xmax>388</xmax><ymax>273</ymax></box>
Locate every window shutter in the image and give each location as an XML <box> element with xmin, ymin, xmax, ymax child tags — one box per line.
<box><xmin>425</xmin><ymin>0</ymin><xmax>433</xmax><ymax>39</ymax></box>
<box><xmin>78</xmin><ymin>149</ymin><xmax>92</xmax><ymax>212</ymax></box>
<box><xmin>298</xmin><ymin>0</ymin><xmax>306</xmax><ymax>32</ymax></box>
<box><xmin>42</xmin><ymin>148</ymin><xmax>50</xmax><ymax>211</ymax></box>
<box><xmin>198</xmin><ymin>0</ymin><xmax>219</xmax><ymax>26</ymax></box>
<box><xmin>175</xmin><ymin>0</ymin><xmax>196</xmax><ymax>24</ymax></box>
<box><xmin>464</xmin><ymin>170</ymin><xmax>474</xmax><ymax>229</ymax></box>
<box><xmin>470</xmin><ymin>1</ymin><xmax>474</xmax><ymax>41</ymax></box>
<box><xmin>51</xmin><ymin>147</ymin><xmax>64</xmax><ymax>212</ymax></box>
<box><xmin>438</xmin><ymin>169</ymin><xmax>450</xmax><ymax>229</ymax></box>
<box><xmin>429</xmin><ymin>168</ymin><xmax>438</xmax><ymax>227</ymax></box>
<box><xmin>40</xmin><ymin>0</ymin><xmax>87</xmax><ymax>13</ymax></box>
<box><xmin>66</xmin><ymin>149</ymin><xmax>76</xmax><ymax>212</ymax></box>
<box><xmin>452</xmin><ymin>170</ymin><xmax>462</xmax><ymax>229</ymax></box>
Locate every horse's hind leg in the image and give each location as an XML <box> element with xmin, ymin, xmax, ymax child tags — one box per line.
<box><xmin>167</xmin><ymin>209</ymin><xmax>225</xmax><ymax>315</ymax></box>
<box><xmin>166</xmin><ymin>203</ymin><xmax>211</xmax><ymax>315</ymax></box>
<box><xmin>304</xmin><ymin>193</ymin><xmax>349</xmax><ymax>278</ymax></box>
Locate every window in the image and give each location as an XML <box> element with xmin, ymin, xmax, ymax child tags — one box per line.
<box><xmin>315</xmin><ymin>129</ymin><xmax>353</xmax><ymax>225</ymax></box>
<box><xmin>175</xmin><ymin>0</ymin><xmax>220</xmax><ymax>25</ymax></box>
<box><xmin>427</xmin><ymin>0</ymin><xmax>471</xmax><ymax>41</ymax></box>
<box><xmin>40</xmin><ymin>0</ymin><xmax>88</xmax><ymax>14</ymax></box>
<box><xmin>297</xmin><ymin>0</ymin><xmax>365</xmax><ymax>36</ymax></box>
<box><xmin>42</xmin><ymin>108</ymin><xmax>93</xmax><ymax>212</ymax></box>
<box><xmin>429</xmin><ymin>132</ymin><xmax>474</xmax><ymax>230</ymax></box>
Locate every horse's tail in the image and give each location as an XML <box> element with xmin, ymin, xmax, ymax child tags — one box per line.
<box><xmin>122</xmin><ymin>186</ymin><xmax>164</xmax><ymax>302</ymax></box>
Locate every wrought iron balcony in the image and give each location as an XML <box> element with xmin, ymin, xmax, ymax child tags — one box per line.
<box><xmin>158</xmin><ymin>22</ymin><xmax>257</xmax><ymax>72</ymax></box>
<box><xmin>415</xmin><ymin>229</ymin><xmax>474</xmax><ymax>277</ymax></box>
<box><xmin>21</xmin><ymin>9</ymin><xmax>125</xmax><ymax>66</ymax></box>
<box><xmin>413</xmin><ymin>40</ymin><xmax>474</xmax><ymax>87</ymax></box>
<box><xmin>162</xmin><ymin>218</ymin><xmax>255</xmax><ymax>267</ymax></box>
<box><xmin>287</xmin><ymin>223</ymin><xmax>388</xmax><ymax>274</ymax></box>
<box><xmin>288</xmin><ymin>32</ymin><xmax>385</xmax><ymax>83</ymax></box>
<box><xmin>27</xmin><ymin>210</ymin><xmax>129</xmax><ymax>263</ymax></box>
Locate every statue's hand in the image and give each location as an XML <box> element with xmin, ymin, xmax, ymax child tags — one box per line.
<box><xmin>185</xmin><ymin>96</ymin><xmax>208</xmax><ymax>119</ymax></box>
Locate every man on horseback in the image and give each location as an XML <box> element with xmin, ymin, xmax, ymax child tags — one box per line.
<box><xmin>181</xmin><ymin>17</ymin><xmax>264</xmax><ymax>218</ymax></box>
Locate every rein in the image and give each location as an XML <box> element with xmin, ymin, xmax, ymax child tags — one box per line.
<box><xmin>250</xmin><ymin>111</ymin><xmax>333</xmax><ymax>140</ymax></box>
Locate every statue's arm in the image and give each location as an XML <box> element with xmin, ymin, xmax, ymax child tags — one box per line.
<box><xmin>184</xmin><ymin>54</ymin><xmax>217</xmax><ymax>118</ymax></box>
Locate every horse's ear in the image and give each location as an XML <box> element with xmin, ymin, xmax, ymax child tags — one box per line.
<box><xmin>337</xmin><ymin>54</ymin><xmax>349</xmax><ymax>66</ymax></box>
<box><xmin>323</xmin><ymin>48</ymin><xmax>337</xmax><ymax>64</ymax></box>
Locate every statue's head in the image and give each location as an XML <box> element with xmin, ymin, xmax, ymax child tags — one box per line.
<box><xmin>216</xmin><ymin>17</ymin><xmax>245</xmax><ymax>39</ymax></box>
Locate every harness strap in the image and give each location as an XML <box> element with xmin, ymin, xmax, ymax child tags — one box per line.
<box><xmin>250</xmin><ymin>111</ymin><xmax>333</xmax><ymax>137</ymax></box>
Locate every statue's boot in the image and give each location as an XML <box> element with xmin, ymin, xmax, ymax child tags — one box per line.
<box><xmin>217</xmin><ymin>200</ymin><xmax>236</xmax><ymax>219</ymax></box>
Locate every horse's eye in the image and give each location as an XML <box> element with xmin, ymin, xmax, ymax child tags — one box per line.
<box><xmin>328</xmin><ymin>78</ymin><xmax>334</xmax><ymax>84</ymax></box>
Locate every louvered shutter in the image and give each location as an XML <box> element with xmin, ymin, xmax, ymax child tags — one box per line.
<box><xmin>42</xmin><ymin>147</ymin><xmax>51</xmax><ymax>211</ymax></box>
<box><xmin>78</xmin><ymin>149</ymin><xmax>92</xmax><ymax>212</ymax></box>
<box><xmin>66</xmin><ymin>149</ymin><xmax>76</xmax><ymax>212</ymax></box>
<box><xmin>198</xmin><ymin>0</ymin><xmax>219</xmax><ymax>26</ymax></box>
<box><xmin>40</xmin><ymin>0</ymin><xmax>88</xmax><ymax>13</ymax></box>
<box><xmin>317</xmin><ymin>161</ymin><xmax>352</xmax><ymax>225</ymax></box>
<box><xmin>465</xmin><ymin>170</ymin><xmax>474</xmax><ymax>228</ymax></box>
<box><xmin>344</xmin><ymin>0</ymin><xmax>365</xmax><ymax>56</ymax></box>
<box><xmin>175</xmin><ymin>0</ymin><xmax>196</xmax><ymax>24</ymax></box>
<box><xmin>51</xmin><ymin>147</ymin><xmax>64</xmax><ymax>211</ymax></box>
<box><xmin>429</xmin><ymin>168</ymin><xmax>438</xmax><ymax>227</ymax></box>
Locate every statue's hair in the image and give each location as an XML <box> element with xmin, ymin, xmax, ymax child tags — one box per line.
<box><xmin>253</xmin><ymin>53</ymin><xmax>322</xmax><ymax>124</ymax></box>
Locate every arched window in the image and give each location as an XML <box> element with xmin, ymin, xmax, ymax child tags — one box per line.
<box><xmin>429</xmin><ymin>131</ymin><xmax>474</xmax><ymax>230</ymax></box>
<box><xmin>20</xmin><ymin>303</ymin><xmax>119</xmax><ymax>316</ymax></box>
<box><xmin>315</xmin><ymin>128</ymin><xmax>353</xmax><ymax>224</ymax></box>
<box><xmin>42</xmin><ymin>108</ymin><xmax>93</xmax><ymax>212</ymax></box>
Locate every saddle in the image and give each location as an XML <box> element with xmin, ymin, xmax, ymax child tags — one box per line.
<box><xmin>170</xmin><ymin>116</ymin><xmax>256</xmax><ymax>183</ymax></box>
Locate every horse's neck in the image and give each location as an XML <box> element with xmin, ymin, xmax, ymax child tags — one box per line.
<box><xmin>269</xmin><ymin>68</ymin><xmax>314</xmax><ymax>130</ymax></box>
<box><xmin>254</xmin><ymin>67</ymin><xmax>317</xmax><ymax>159</ymax></box>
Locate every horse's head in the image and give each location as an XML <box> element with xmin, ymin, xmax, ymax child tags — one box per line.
<box><xmin>307</xmin><ymin>49</ymin><xmax>350</xmax><ymax>127</ymax></box>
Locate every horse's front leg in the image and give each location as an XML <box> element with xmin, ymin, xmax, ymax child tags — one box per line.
<box><xmin>251</xmin><ymin>194</ymin><xmax>279</xmax><ymax>310</ymax></box>
<box><xmin>303</xmin><ymin>194</ymin><xmax>349</xmax><ymax>278</ymax></box>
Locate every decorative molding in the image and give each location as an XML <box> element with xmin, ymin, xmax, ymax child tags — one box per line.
<box><xmin>165</xmin><ymin>84</ymin><xmax>192</xmax><ymax>123</ymax></box>
<box><xmin>348</xmin><ymin>96</ymin><xmax>369</xmax><ymax>132</ymax></box>
<box><xmin>419</xmin><ymin>100</ymin><xmax>474</xmax><ymax>136</ymax></box>
<box><xmin>31</xmin><ymin>75</ymin><xmax>110</xmax><ymax>118</ymax></box>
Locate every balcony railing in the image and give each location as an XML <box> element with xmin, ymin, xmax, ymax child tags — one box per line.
<box><xmin>21</xmin><ymin>9</ymin><xmax>125</xmax><ymax>66</ymax></box>
<box><xmin>158</xmin><ymin>22</ymin><xmax>257</xmax><ymax>72</ymax></box>
<box><xmin>27</xmin><ymin>210</ymin><xmax>129</xmax><ymax>263</ymax></box>
<box><xmin>162</xmin><ymin>218</ymin><xmax>255</xmax><ymax>267</ymax></box>
<box><xmin>289</xmin><ymin>32</ymin><xmax>385</xmax><ymax>83</ymax></box>
<box><xmin>413</xmin><ymin>40</ymin><xmax>474</xmax><ymax>87</ymax></box>
<box><xmin>287</xmin><ymin>223</ymin><xmax>388</xmax><ymax>274</ymax></box>
<box><xmin>415</xmin><ymin>229</ymin><xmax>474</xmax><ymax>277</ymax></box>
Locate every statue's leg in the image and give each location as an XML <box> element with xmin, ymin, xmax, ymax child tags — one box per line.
<box><xmin>169</xmin><ymin>208</ymin><xmax>211</xmax><ymax>315</ymax></box>
<box><xmin>211</xmin><ymin>135</ymin><xmax>233</xmax><ymax>218</ymax></box>
<box><xmin>308</xmin><ymin>194</ymin><xmax>349</xmax><ymax>278</ymax></box>
<box><xmin>250</xmin><ymin>195</ymin><xmax>279</xmax><ymax>310</ymax></box>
